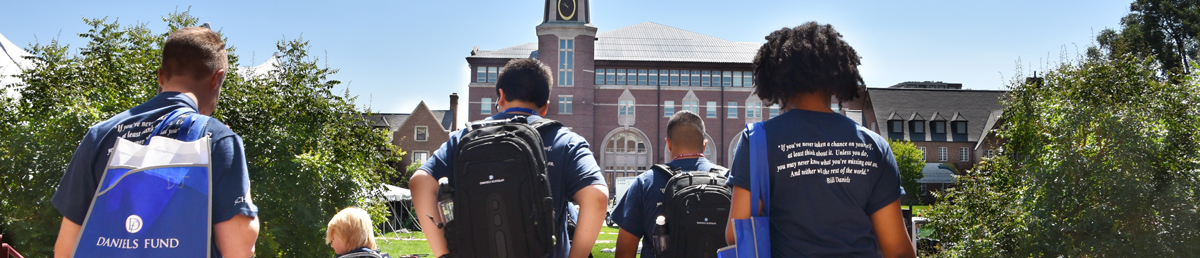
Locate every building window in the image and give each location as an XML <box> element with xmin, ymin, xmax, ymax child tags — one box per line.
<box><xmin>746</xmin><ymin>102</ymin><xmax>762</xmax><ymax>118</ymax></box>
<box><xmin>722</xmin><ymin>71</ymin><xmax>733</xmax><ymax>86</ymax></box>
<box><xmin>412</xmin><ymin>151</ymin><xmax>430</xmax><ymax>165</ymax></box>
<box><xmin>605</xmin><ymin>68</ymin><xmax>616</xmax><ymax>85</ymax></box>
<box><xmin>558</xmin><ymin>39</ymin><xmax>574</xmax><ymax>86</ymax></box>
<box><xmin>682</xmin><ymin>101</ymin><xmax>698</xmax><ymax>113</ymax></box>
<box><xmin>706</xmin><ymin>101</ymin><xmax>717</xmax><ymax>118</ymax></box>
<box><xmin>701</xmin><ymin>71</ymin><xmax>711</xmax><ymax>86</ymax></box>
<box><xmin>670</xmin><ymin>70</ymin><xmax>680</xmax><ymax>86</ymax></box>
<box><xmin>919</xmin><ymin>183</ymin><xmax>928</xmax><ymax>196</ymax></box>
<box><xmin>477</xmin><ymin>66</ymin><xmax>487</xmax><ymax>82</ymax></box>
<box><xmin>487</xmin><ymin>67</ymin><xmax>499</xmax><ymax>82</ymax></box>
<box><xmin>912</xmin><ymin>121</ymin><xmax>925</xmax><ymax>134</ymax></box>
<box><xmin>938</xmin><ymin>147</ymin><xmax>948</xmax><ymax>161</ymax></box>
<box><xmin>638</xmin><ymin>69</ymin><xmax>648</xmax><ymax>85</ymax></box>
<box><xmin>679</xmin><ymin>70</ymin><xmax>690</xmax><ymax>86</ymax></box>
<box><xmin>659</xmin><ymin>70</ymin><xmax>670</xmax><ymax>86</ymax></box>
<box><xmin>985</xmin><ymin>149</ymin><xmax>995</xmax><ymax>158</ymax></box>
<box><xmin>955</xmin><ymin>121</ymin><xmax>968</xmax><ymax>134</ymax></box>
<box><xmin>960</xmin><ymin>147</ymin><xmax>970</xmax><ymax>161</ymax></box>
<box><xmin>649</xmin><ymin>69</ymin><xmax>659</xmax><ymax>86</ymax></box>
<box><xmin>691</xmin><ymin>70</ymin><xmax>701</xmax><ymax>86</ymax></box>
<box><xmin>415</xmin><ymin>126</ymin><xmax>429</xmax><ymax>142</ymax></box>
<box><xmin>743</xmin><ymin>72</ymin><xmax>753</xmax><ymax>86</ymax></box>
<box><xmin>616</xmin><ymin>69</ymin><xmax>627</xmax><ymax>85</ymax></box>
<box><xmin>932</xmin><ymin>121</ymin><xmax>946</xmax><ymax>134</ymax></box>
<box><xmin>481</xmin><ymin>98</ymin><xmax>492</xmax><ymax>115</ymax></box>
<box><xmin>619</xmin><ymin>100</ymin><xmax>635</xmax><ymax>116</ymax></box>
<box><xmin>727</xmin><ymin>102</ymin><xmax>738</xmax><ymax>118</ymax></box>
<box><xmin>733</xmin><ymin>71</ymin><xmax>743</xmax><ymax>87</ymax></box>
<box><xmin>918</xmin><ymin>147</ymin><xmax>927</xmax><ymax>160</ymax></box>
<box><xmin>558</xmin><ymin>96</ymin><xmax>573</xmax><ymax>114</ymax></box>
<box><xmin>890</xmin><ymin>120</ymin><xmax>904</xmax><ymax>133</ymax></box>
<box><xmin>595</xmin><ymin>68</ymin><xmax>605</xmax><ymax>85</ymax></box>
<box><xmin>831</xmin><ymin>102</ymin><xmax>840</xmax><ymax>114</ymax></box>
<box><xmin>768</xmin><ymin>104</ymin><xmax>780</xmax><ymax>118</ymax></box>
<box><xmin>664</xmin><ymin>100</ymin><xmax>675</xmax><ymax>117</ymax></box>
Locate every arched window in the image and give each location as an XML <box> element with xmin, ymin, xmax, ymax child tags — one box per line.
<box><xmin>602</xmin><ymin>130</ymin><xmax>653</xmax><ymax>193</ymax></box>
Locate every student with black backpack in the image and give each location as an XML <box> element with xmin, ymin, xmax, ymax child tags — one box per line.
<box><xmin>411</xmin><ymin>58</ymin><xmax>609</xmax><ymax>258</ymax></box>
<box><xmin>612</xmin><ymin>110</ymin><xmax>730</xmax><ymax>258</ymax></box>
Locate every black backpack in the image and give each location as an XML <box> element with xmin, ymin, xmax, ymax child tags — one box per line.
<box><xmin>440</xmin><ymin>116</ymin><xmax>559</xmax><ymax>258</ymax></box>
<box><xmin>652</xmin><ymin>164</ymin><xmax>732</xmax><ymax>258</ymax></box>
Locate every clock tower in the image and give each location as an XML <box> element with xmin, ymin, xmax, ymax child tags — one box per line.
<box><xmin>537</xmin><ymin>0</ymin><xmax>597</xmax><ymax>143</ymax></box>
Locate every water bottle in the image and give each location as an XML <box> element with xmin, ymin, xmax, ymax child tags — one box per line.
<box><xmin>436</xmin><ymin>177</ymin><xmax>455</xmax><ymax>225</ymax></box>
<box><xmin>653</xmin><ymin>215</ymin><xmax>669</xmax><ymax>255</ymax></box>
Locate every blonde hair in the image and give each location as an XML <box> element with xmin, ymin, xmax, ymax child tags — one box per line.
<box><xmin>326</xmin><ymin>207</ymin><xmax>377</xmax><ymax>249</ymax></box>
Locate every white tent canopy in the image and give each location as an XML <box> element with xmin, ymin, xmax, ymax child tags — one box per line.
<box><xmin>1</xmin><ymin>32</ymin><xmax>33</xmax><ymax>99</ymax></box>
<box><xmin>380</xmin><ymin>183</ymin><xmax>411</xmax><ymax>202</ymax></box>
<box><xmin>917</xmin><ymin>163</ymin><xmax>958</xmax><ymax>184</ymax></box>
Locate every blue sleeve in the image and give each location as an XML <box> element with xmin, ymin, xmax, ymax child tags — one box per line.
<box><xmin>865</xmin><ymin>136</ymin><xmax>903</xmax><ymax>215</ymax></box>
<box><xmin>725</xmin><ymin>130</ymin><xmax>751</xmax><ymax>191</ymax></box>
<box><xmin>52</xmin><ymin>130</ymin><xmax>101</xmax><ymax>224</ymax></box>
<box><xmin>611</xmin><ymin>178</ymin><xmax>645</xmax><ymax>237</ymax></box>
<box><xmin>420</xmin><ymin>130</ymin><xmax>462</xmax><ymax>179</ymax></box>
<box><xmin>211</xmin><ymin>135</ymin><xmax>258</xmax><ymax>223</ymax></box>
<box><xmin>561</xmin><ymin>134</ymin><xmax>606</xmax><ymax>198</ymax></box>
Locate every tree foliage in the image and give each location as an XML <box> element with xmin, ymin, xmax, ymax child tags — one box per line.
<box><xmin>888</xmin><ymin>139</ymin><xmax>926</xmax><ymax>204</ymax></box>
<box><xmin>926</xmin><ymin>54</ymin><xmax>1200</xmax><ymax>257</ymax></box>
<box><xmin>1092</xmin><ymin>0</ymin><xmax>1200</xmax><ymax>77</ymax></box>
<box><xmin>0</xmin><ymin>10</ymin><xmax>402</xmax><ymax>257</ymax></box>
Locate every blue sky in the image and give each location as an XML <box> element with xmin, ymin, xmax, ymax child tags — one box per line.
<box><xmin>1</xmin><ymin>0</ymin><xmax>1131</xmax><ymax>115</ymax></box>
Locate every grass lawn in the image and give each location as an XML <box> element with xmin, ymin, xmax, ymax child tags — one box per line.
<box><xmin>376</xmin><ymin>226</ymin><xmax>634</xmax><ymax>257</ymax></box>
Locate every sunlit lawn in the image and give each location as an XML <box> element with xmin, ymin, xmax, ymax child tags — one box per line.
<box><xmin>376</xmin><ymin>226</ymin><xmax>632</xmax><ymax>257</ymax></box>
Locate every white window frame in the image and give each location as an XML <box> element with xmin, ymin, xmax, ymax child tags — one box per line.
<box><xmin>558</xmin><ymin>39</ymin><xmax>574</xmax><ymax>86</ymax></box>
<box><xmin>706</xmin><ymin>101</ymin><xmax>717</xmax><ymax>118</ymax></box>
<box><xmin>684</xmin><ymin>100</ymin><xmax>699</xmax><ymax>114</ymax></box>
<box><xmin>938</xmin><ymin>147</ymin><xmax>948</xmax><ymax>162</ymax></box>
<box><xmin>481</xmin><ymin>98</ymin><xmax>492</xmax><ymax>115</ymax></box>
<box><xmin>412</xmin><ymin>151</ymin><xmax>430</xmax><ymax>165</ymax></box>
<box><xmin>727</xmin><ymin>102</ymin><xmax>738</xmax><ymax>118</ymax></box>
<box><xmin>415</xmin><ymin>126</ymin><xmax>429</xmax><ymax>142</ymax></box>
<box><xmin>960</xmin><ymin>147</ymin><xmax>970</xmax><ymax>161</ymax></box>
<box><xmin>476</xmin><ymin>66</ymin><xmax>487</xmax><ymax>82</ymax></box>
<box><xmin>664</xmin><ymin>100</ymin><xmax>675</xmax><ymax>117</ymax></box>
<box><xmin>558</xmin><ymin>96</ymin><xmax>573</xmax><ymax>114</ymax></box>
<box><xmin>488</xmin><ymin>67</ymin><xmax>498</xmax><ymax>82</ymax></box>
<box><xmin>918</xmin><ymin>147</ymin><xmax>927</xmax><ymax>160</ymax></box>
<box><xmin>768</xmin><ymin>104</ymin><xmax>780</xmax><ymax>118</ymax></box>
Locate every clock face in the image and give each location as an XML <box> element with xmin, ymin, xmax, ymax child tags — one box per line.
<box><xmin>558</xmin><ymin>0</ymin><xmax>576</xmax><ymax>21</ymax></box>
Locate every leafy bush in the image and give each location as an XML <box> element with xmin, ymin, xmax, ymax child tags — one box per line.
<box><xmin>0</xmin><ymin>10</ymin><xmax>402</xmax><ymax>257</ymax></box>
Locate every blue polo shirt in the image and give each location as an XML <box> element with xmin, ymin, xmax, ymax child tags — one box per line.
<box><xmin>419</xmin><ymin>112</ymin><xmax>607</xmax><ymax>258</ymax></box>
<box><xmin>610</xmin><ymin>157</ymin><xmax>717</xmax><ymax>258</ymax></box>
<box><xmin>52</xmin><ymin>92</ymin><xmax>258</xmax><ymax>257</ymax></box>
<box><xmin>727</xmin><ymin>109</ymin><xmax>904</xmax><ymax>258</ymax></box>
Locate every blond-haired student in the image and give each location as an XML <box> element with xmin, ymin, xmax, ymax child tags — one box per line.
<box><xmin>327</xmin><ymin>207</ymin><xmax>392</xmax><ymax>258</ymax></box>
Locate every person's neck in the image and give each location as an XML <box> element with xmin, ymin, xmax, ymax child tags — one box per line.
<box><xmin>498</xmin><ymin>102</ymin><xmax>540</xmax><ymax>115</ymax></box>
<box><xmin>669</xmin><ymin>150</ymin><xmax>705</xmax><ymax>161</ymax></box>
<box><xmin>783</xmin><ymin>91</ymin><xmax>834</xmax><ymax>113</ymax></box>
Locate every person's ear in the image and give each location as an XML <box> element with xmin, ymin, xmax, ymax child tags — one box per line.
<box><xmin>703</xmin><ymin>138</ymin><xmax>709</xmax><ymax>150</ymax></box>
<box><xmin>496</xmin><ymin>89</ymin><xmax>508</xmax><ymax>108</ymax></box>
<box><xmin>157</xmin><ymin>68</ymin><xmax>166</xmax><ymax>89</ymax></box>
<box><xmin>539</xmin><ymin>101</ymin><xmax>549</xmax><ymax>116</ymax></box>
<box><xmin>666</xmin><ymin>138</ymin><xmax>673</xmax><ymax>152</ymax></box>
<box><xmin>211</xmin><ymin>68</ymin><xmax>227</xmax><ymax>91</ymax></box>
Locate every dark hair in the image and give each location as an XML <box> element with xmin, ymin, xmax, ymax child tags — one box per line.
<box><xmin>495</xmin><ymin>58</ymin><xmax>554</xmax><ymax>108</ymax></box>
<box><xmin>752</xmin><ymin>22</ymin><xmax>864</xmax><ymax>106</ymax></box>
<box><xmin>161</xmin><ymin>27</ymin><xmax>227</xmax><ymax>80</ymax></box>
<box><xmin>667</xmin><ymin>110</ymin><xmax>706</xmax><ymax>151</ymax></box>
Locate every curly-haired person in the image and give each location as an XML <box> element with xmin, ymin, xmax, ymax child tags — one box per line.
<box><xmin>724</xmin><ymin>22</ymin><xmax>917</xmax><ymax>258</ymax></box>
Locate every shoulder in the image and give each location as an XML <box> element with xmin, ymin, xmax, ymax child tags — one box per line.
<box><xmin>202</xmin><ymin>118</ymin><xmax>240</xmax><ymax>143</ymax></box>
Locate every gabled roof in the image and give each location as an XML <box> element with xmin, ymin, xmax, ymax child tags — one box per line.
<box><xmin>594</xmin><ymin>22</ymin><xmax>760</xmax><ymax>63</ymax></box>
<box><xmin>975</xmin><ymin>110</ymin><xmax>1005</xmax><ymax>150</ymax></box>
<box><xmin>886</xmin><ymin>111</ymin><xmax>903</xmax><ymax>120</ymax></box>
<box><xmin>469</xmin><ymin>22</ymin><xmax>761</xmax><ymax>63</ymax></box>
<box><xmin>950</xmin><ymin>112</ymin><xmax>968</xmax><ymax>122</ymax></box>
<box><xmin>928</xmin><ymin>112</ymin><xmax>946</xmax><ymax>121</ymax></box>
<box><xmin>363</xmin><ymin>113</ymin><xmax>411</xmax><ymax>133</ymax></box>
<box><xmin>866</xmin><ymin>88</ymin><xmax>1006</xmax><ymax>142</ymax></box>
<box><xmin>907</xmin><ymin>112</ymin><xmax>925</xmax><ymax>121</ymax></box>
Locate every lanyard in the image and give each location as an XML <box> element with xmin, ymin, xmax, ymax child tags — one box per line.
<box><xmin>503</xmin><ymin>107</ymin><xmax>537</xmax><ymax>114</ymax></box>
<box><xmin>673</xmin><ymin>153</ymin><xmax>705</xmax><ymax>160</ymax></box>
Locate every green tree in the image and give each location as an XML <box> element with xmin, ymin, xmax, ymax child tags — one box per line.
<box><xmin>926</xmin><ymin>54</ymin><xmax>1200</xmax><ymax>257</ymax></box>
<box><xmin>1092</xmin><ymin>0</ymin><xmax>1200</xmax><ymax>76</ymax></box>
<box><xmin>0</xmin><ymin>11</ymin><xmax>402</xmax><ymax>257</ymax></box>
<box><xmin>888</xmin><ymin>139</ymin><xmax>926</xmax><ymax>204</ymax></box>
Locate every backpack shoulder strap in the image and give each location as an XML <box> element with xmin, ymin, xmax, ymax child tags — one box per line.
<box><xmin>651</xmin><ymin>164</ymin><xmax>681</xmax><ymax>177</ymax></box>
<box><xmin>530</xmin><ymin>118</ymin><xmax>562</xmax><ymax>131</ymax></box>
<box><xmin>708</xmin><ymin>165</ymin><xmax>730</xmax><ymax>176</ymax></box>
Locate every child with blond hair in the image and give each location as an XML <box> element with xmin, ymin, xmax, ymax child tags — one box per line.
<box><xmin>327</xmin><ymin>207</ymin><xmax>392</xmax><ymax>258</ymax></box>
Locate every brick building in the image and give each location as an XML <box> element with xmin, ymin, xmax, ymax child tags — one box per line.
<box><xmin>466</xmin><ymin>0</ymin><xmax>784</xmax><ymax>194</ymax></box>
<box><xmin>841</xmin><ymin>83</ymin><xmax>1005</xmax><ymax>202</ymax></box>
<box><xmin>365</xmin><ymin>93</ymin><xmax>460</xmax><ymax>170</ymax></box>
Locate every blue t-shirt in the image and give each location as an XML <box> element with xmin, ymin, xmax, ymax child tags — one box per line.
<box><xmin>727</xmin><ymin>109</ymin><xmax>904</xmax><ymax>258</ymax></box>
<box><xmin>610</xmin><ymin>157</ymin><xmax>717</xmax><ymax>258</ymax></box>
<box><xmin>419</xmin><ymin>112</ymin><xmax>607</xmax><ymax>258</ymax></box>
<box><xmin>52</xmin><ymin>92</ymin><xmax>259</xmax><ymax>257</ymax></box>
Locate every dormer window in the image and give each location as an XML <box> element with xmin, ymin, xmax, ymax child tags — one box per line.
<box><xmin>890</xmin><ymin>120</ymin><xmax>904</xmax><ymax>133</ymax></box>
<box><xmin>911</xmin><ymin>120</ymin><xmax>925</xmax><ymax>134</ymax></box>
<box><xmin>932</xmin><ymin>121</ymin><xmax>946</xmax><ymax>134</ymax></box>
<box><xmin>954</xmin><ymin>121</ymin><xmax>967</xmax><ymax>134</ymax></box>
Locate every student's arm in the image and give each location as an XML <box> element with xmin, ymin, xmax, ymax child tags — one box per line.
<box><xmin>410</xmin><ymin>169</ymin><xmax>448</xmax><ymax>257</ymax></box>
<box><xmin>871</xmin><ymin>199</ymin><xmax>917</xmax><ymax>258</ymax></box>
<box><xmin>215</xmin><ymin>214</ymin><xmax>260</xmax><ymax>258</ymax></box>
<box><xmin>614</xmin><ymin>228</ymin><xmax>640</xmax><ymax>258</ymax></box>
<box><xmin>570</xmin><ymin>184</ymin><xmax>609</xmax><ymax>258</ymax></box>
<box><xmin>54</xmin><ymin>218</ymin><xmax>81</xmax><ymax>258</ymax></box>
<box><xmin>725</xmin><ymin>186</ymin><xmax>751</xmax><ymax>245</ymax></box>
